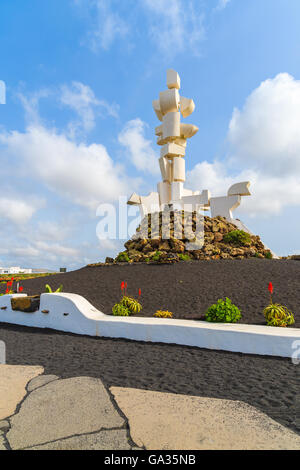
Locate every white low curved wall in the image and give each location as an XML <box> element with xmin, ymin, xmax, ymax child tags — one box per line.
<box><xmin>0</xmin><ymin>293</ymin><xmax>299</xmax><ymax>358</ymax></box>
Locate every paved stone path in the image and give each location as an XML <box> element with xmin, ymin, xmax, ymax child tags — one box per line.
<box><xmin>0</xmin><ymin>366</ymin><xmax>299</xmax><ymax>450</ymax></box>
<box><xmin>0</xmin><ymin>365</ymin><xmax>44</xmax><ymax>420</ymax></box>
<box><xmin>111</xmin><ymin>387</ymin><xmax>300</xmax><ymax>450</ymax></box>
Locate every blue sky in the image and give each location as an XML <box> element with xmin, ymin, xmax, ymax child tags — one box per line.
<box><xmin>0</xmin><ymin>0</ymin><xmax>300</xmax><ymax>270</ymax></box>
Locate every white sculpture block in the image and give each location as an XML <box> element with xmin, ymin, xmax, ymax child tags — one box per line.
<box><xmin>167</xmin><ymin>69</ymin><xmax>181</xmax><ymax>90</ymax></box>
<box><xmin>159</xmin><ymin>89</ymin><xmax>180</xmax><ymax>115</ymax></box>
<box><xmin>159</xmin><ymin>156</ymin><xmax>172</xmax><ymax>182</ymax></box>
<box><xmin>182</xmin><ymin>190</ymin><xmax>211</xmax><ymax>209</ymax></box>
<box><xmin>160</xmin><ymin>143</ymin><xmax>186</xmax><ymax>159</ymax></box>
<box><xmin>162</xmin><ymin>112</ymin><xmax>181</xmax><ymax>140</ymax></box>
<box><xmin>158</xmin><ymin>181</ymin><xmax>171</xmax><ymax>206</ymax></box>
<box><xmin>152</xmin><ymin>100</ymin><xmax>163</xmax><ymax>122</ymax></box>
<box><xmin>140</xmin><ymin>192</ymin><xmax>160</xmax><ymax>218</ymax></box>
<box><xmin>210</xmin><ymin>195</ymin><xmax>241</xmax><ymax>220</ymax></box>
<box><xmin>180</xmin><ymin>123</ymin><xmax>199</xmax><ymax>139</ymax></box>
<box><xmin>173</xmin><ymin>157</ymin><xmax>185</xmax><ymax>182</ymax></box>
<box><xmin>171</xmin><ymin>181</ymin><xmax>184</xmax><ymax>201</ymax></box>
<box><xmin>180</xmin><ymin>97</ymin><xmax>195</xmax><ymax>118</ymax></box>
<box><xmin>228</xmin><ymin>181</ymin><xmax>251</xmax><ymax>196</ymax></box>
<box><xmin>174</xmin><ymin>137</ymin><xmax>187</xmax><ymax>148</ymax></box>
<box><xmin>127</xmin><ymin>193</ymin><xmax>141</xmax><ymax>205</ymax></box>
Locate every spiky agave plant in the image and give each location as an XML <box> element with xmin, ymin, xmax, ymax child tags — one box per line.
<box><xmin>45</xmin><ymin>284</ymin><xmax>63</xmax><ymax>293</ymax></box>
<box><xmin>263</xmin><ymin>303</ymin><xmax>295</xmax><ymax>327</ymax></box>
<box><xmin>121</xmin><ymin>296</ymin><xmax>142</xmax><ymax>314</ymax></box>
<box><xmin>153</xmin><ymin>310</ymin><xmax>173</xmax><ymax>318</ymax></box>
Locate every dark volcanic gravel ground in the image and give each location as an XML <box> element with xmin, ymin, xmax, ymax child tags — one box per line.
<box><xmin>0</xmin><ymin>323</ymin><xmax>299</xmax><ymax>434</ymax></box>
<box><xmin>4</xmin><ymin>259</ymin><xmax>300</xmax><ymax>327</ymax></box>
<box><xmin>0</xmin><ymin>261</ymin><xmax>299</xmax><ymax>434</ymax></box>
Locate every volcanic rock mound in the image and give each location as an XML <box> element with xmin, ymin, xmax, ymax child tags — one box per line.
<box><xmin>102</xmin><ymin>210</ymin><xmax>273</xmax><ymax>265</ymax></box>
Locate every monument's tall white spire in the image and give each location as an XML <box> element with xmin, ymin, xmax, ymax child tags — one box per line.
<box><xmin>127</xmin><ymin>69</ymin><xmax>251</xmax><ymax>224</ymax></box>
<box><xmin>153</xmin><ymin>69</ymin><xmax>199</xmax><ymax>206</ymax></box>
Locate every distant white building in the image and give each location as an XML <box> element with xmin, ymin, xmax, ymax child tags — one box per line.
<box><xmin>0</xmin><ymin>267</ymin><xmax>33</xmax><ymax>275</ymax></box>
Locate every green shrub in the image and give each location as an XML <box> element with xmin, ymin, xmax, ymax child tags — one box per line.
<box><xmin>265</xmin><ymin>251</ymin><xmax>273</xmax><ymax>259</ymax></box>
<box><xmin>116</xmin><ymin>252</ymin><xmax>130</xmax><ymax>262</ymax></box>
<box><xmin>205</xmin><ymin>298</ymin><xmax>242</xmax><ymax>323</ymax></box>
<box><xmin>121</xmin><ymin>296</ymin><xmax>142</xmax><ymax>314</ymax></box>
<box><xmin>112</xmin><ymin>303</ymin><xmax>131</xmax><ymax>316</ymax></box>
<box><xmin>223</xmin><ymin>230</ymin><xmax>251</xmax><ymax>246</ymax></box>
<box><xmin>179</xmin><ymin>253</ymin><xmax>191</xmax><ymax>261</ymax></box>
<box><xmin>263</xmin><ymin>303</ymin><xmax>295</xmax><ymax>327</ymax></box>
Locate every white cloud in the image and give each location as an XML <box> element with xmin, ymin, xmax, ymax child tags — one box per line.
<box><xmin>215</xmin><ymin>0</ymin><xmax>231</xmax><ymax>11</ymax></box>
<box><xmin>0</xmin><ymin>197</ymin><xmax>43</xmax><ymax>225</ymax></box>
<box><xmin>60</xmin><ymin>81</ymin><xmax>119</xmax><ymax>136</ymax></box>
<box><xmin>17</xmin><ymin>89</ymin><xmax>52</xmax><ymax>125</ymax></box>
<box><xmin>142</xmin><ymin>0</ymin><xmax>205</xmax><ymax>57</ymax></box>
<box><xmin>75</xmin><ymin>0</ymin><xmax>129</xmax><ymax>52</ymax></box>
<box><xmin>187</xmin><ymin>73</ymin><xmax>300</xmax><ymax>217</ymax></box>
<box><xmin>35</xmin><ymin>241</ymin><xmax>80</xmax><ymax>258</ymax></box>
<box><xmin>5</xmin><ymin>242</ymin><xmax>80</xmax><ymax>262</ymax></box>
<box><xmin>35</xmin><ymin>221</ymin><xmax>71</xmax><ymax>242</ymax></box>
<box><xmin>0</xmin><ymin>125</ymin><xmax>137</xmax><ymax>210</ymax></box>
<box><xmin>228</xmin><ymin>73</ymin><xmax>300</xmax><ymax>176</ymax></box>
<box><xmin>74</xmin><ymin>0</ymin><xmax>205</xmax><ymax>57</ymax></box>
<box><xmin>118</xmin><ymin>118</ymin><xmax>160</xmax><ymax>175</ymax></box>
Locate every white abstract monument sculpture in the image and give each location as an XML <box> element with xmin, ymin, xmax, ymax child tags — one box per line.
<box><xmin>128</xmin><ymin>69</ymin><xmax>251</xmax><ymax>229</ymax></box>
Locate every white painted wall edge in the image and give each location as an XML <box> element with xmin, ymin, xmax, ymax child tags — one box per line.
<box><xmin>0</xmin><ymin>293</ymin><xmax>299</xmax><ymax>359</ymax></box>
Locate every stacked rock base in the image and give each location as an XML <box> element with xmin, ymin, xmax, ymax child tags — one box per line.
<box><xmin>104</xmin><ymin>210</ymin><xmax>273</xmax><ymax>265</ymax></box>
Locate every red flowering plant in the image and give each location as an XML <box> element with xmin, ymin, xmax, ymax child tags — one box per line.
<box><xmin>1</xmin><ymin>280</ymin><xmax>14</xmax><ymax>296</ymax></box>
<box><xmin>0</xmin><ymin>278</ymin><xmax>24</xmax><ymax>296</ymax></box>
<box><xmin>268</xmin><ymin>282</ymin><xmax>273</xmax><ymax>304</ymax></box>
<box><xmin>112</xmin><ymin>282</ymin><xmax>142</xmax><ymax>316</ymax></box>
<box><xmin>263</xmin><ymin>282</ymin><xmax>295</xmax><ymax>327</ymax></box>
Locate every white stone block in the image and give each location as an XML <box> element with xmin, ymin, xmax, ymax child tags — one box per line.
<box><xmin>158</xmin><ymin>181</ymin><xmax>171</xmax><ymax>206</ymax></box>
<box><xmin>159</xmin><ymin>89</ymin><xmax>180</xmax><ymax>115</ymax></box>
<box><xmin>159</xmin><ymin>156</ymin><xmax>172</xmax><ymax>182</ymax></box>
<box><xmin>228</xmin><ymin>181</ymin><xmax>251</xmax><ymax>197</ymax></box>
<box><xmin>180</xmin><ymin>97</ymin><xmax>195</xmax><ymax>118</ymax></box>
<box><xmin>181</xmin><ymin>190</ymin><xmax>211</xmax><ymax>210</ymax></box>
<box><xmin>162</xmin><ymin>112</ymin><xmax>181</xmax><ymax>140</ymax></box>
<box><xmin>171</xmin><ymin>181</ymin><xmax>184</xmax><ymax>201</ymax></box>
<box><xmin>152</xmin><ymin>100</ymin><xmax>163</xmax><ymax>121</ymax></box>
<box><xmin>174</xmin><ymin>137</ymin><xmax>187</xmax><ymax>148</ymax></box>
<box><xmin>127</xmin><ymin>193</ymin><xmax>141</xmax><ymax>205</ymax></box>
<box><xmin>140</xmin><ymin>192</ymin><xmax>160</xmax><ymax>218</ymax></box>
<box><xmin>167</xmin><ymin>69</ymin><xmax>181</xmax><ymax>90</ymax></box>
<box><xmin>180</xmin><ymin>123</ymin><xmax>199</xmax><ymax>139</ymax></box>
<box><xmin>160</xmin><ymin>143</ymin><xmax>186</xmax><ymax>159</ymax></box>
<box><xmin>210</xmin><ymin>195</ymin><xmax>241</xmax><ymax>220</ymax></box>
<box><xmin>173</xmin><ymin>157</ymin><xmax>185</xmax><ymax>182</ymax></box>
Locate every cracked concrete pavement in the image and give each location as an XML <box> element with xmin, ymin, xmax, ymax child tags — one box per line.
<box><xmin>0</xmin><ymin>365</ymin><xmax>299</xmax><ymax>450</ymax></box>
